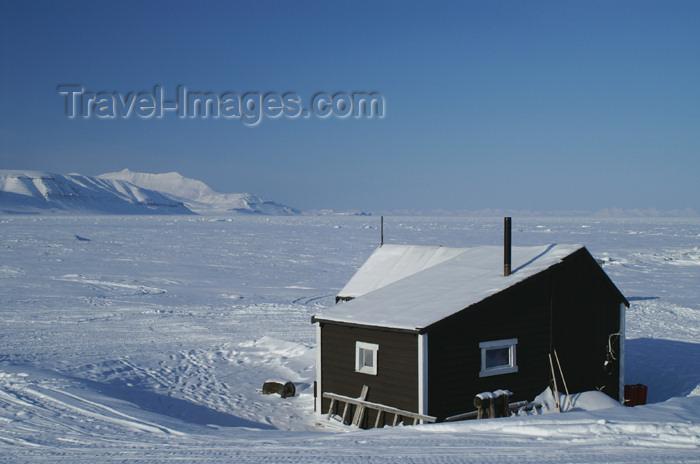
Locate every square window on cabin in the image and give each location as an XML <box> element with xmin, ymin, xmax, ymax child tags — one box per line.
<box><xmin>355</xmin><ymin>341</ymin><xmax>379</xmax><ymax>375</ymax></box>
<box><xmin>479</xmin><ymin>338</ymin><xmax>518</xmax><ymax>377</ymax></box>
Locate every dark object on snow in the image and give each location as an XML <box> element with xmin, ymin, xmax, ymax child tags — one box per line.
<box><xmin>624</xmin><ymin>384</ymin><xmax>648</xmax><ymax>407</ymax></box>
<box><xmin>75</xmin><ymin>235</ymin><xmax>91</xmax><ymax>241</ymax></box>
<box><xmin>445</xmin><ymin>399</ymin><xmax>531</xmax><ymax>422</ymax></box>
<box><xmin>473</xmin><ymin>390</ymin><xmax>512</xmax><ymax>419</ymax></box>
<box><xmin>474</xmin><ymin>394</ymin><xmax>494</xmax><ymax>419</ymax></box>
<box><xmin>493</xmin><ymin>390</ymin><xmax>512</xmax><ymax>418</ymax></box>
<box><xmin>471</xmin><ymin>390</ymin><xmax>512</xmax><ymax>419</ymax></box>
<box><xmin>262</xmin><ymin>381</ymin><xmax>296</xmax><ymax>398</ymax></box>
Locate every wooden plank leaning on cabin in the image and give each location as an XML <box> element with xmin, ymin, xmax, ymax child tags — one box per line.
<box><xmin>322</xmin><ymin>391</ymin><xmax>436</xmax><ymax>426</ymax></box>
<box><xmin>374</xmin><ymin>410</ymin><xmax>384</xmax><ymax>429</ymax></box>
<box><xmin>351</xmin><ymin>385</ymin><xmax>369</xmax><ymax>426</ymax></box>
<box><xmin>319</xmin><ymin>323</ymin><xmax>420</xmax><ymax>422</ymax></box>
<box><xmin>341</xmin><ymin>401</ymin><xmax>351</xmax><ymax>424</ymax></box>
<box><xmin>326</xmin><ymin>398</ymin><xmax>336</xmax><ymax>420</ymax></box>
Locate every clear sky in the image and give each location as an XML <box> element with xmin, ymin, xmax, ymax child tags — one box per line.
<box><xmin>1</xmin><ymin>0</ymin><xmax>699</xmax><ymax>214</ymax></box>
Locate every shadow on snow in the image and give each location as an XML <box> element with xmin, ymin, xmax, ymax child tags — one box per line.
<box><xmin>625</xmin><ymin>338</ymin><xmax>700</xmax><ymax>403</ymax></box>
<box><xmin>75</xmin><ymin>376</ymin><xmax>276</xmax><ymax>430</ymax></box>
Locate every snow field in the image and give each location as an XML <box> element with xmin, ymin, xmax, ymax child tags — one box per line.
<box><xmin>0</xmin><ymin>215</ymin><xmax>699</xmax><ymax>462</ymax></box>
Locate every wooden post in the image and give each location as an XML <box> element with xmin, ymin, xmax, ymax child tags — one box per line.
<box><xmin>549</xmin><ymin>353</ymin><xmax>561</xmax><ymax>412</ymax></box>
<box><xmin>374</xmin><ymin>410</ymin><xmax>384</xmax><ymax>428</ymax></box>
<box><xmin>474</xmin><ymin>396</ymin><xmax>484</xmax><ymax>419</ymax></box>
<box><xmin>474</xmin><ymin>395</ymin><xmax>492</xmax><ymax>419</ymax></box>
<box><xmin>327</xmin><ymin>398</ymin><xmax>336</xmax><ymax>420</ymax></box>
<box><xmin>554</xmin><ymin>349</ymin><xmax>573</xmax><ymax>411</ymax></box>
<box><xmin>351</xmin><ymin>385</ymin><xmax>370</xmax><ymax>427</ymax></box>
<box><xmin>504</xmin><ymin>217</ymin><xmax>512</xmax><ymax>276</ymax></box>
<box><xmin>493</xmin><ymin>390</ymin><xmax>511</xmax><ymax>418</ymax></box>
<box><xmin>488</xmin><ymin>399</ymin><xmax>496</xmax><ymax>419</ymax></box>
<box><xmin>341</xmin><ymin>402</ymin><xmax>351</xmax><ymax>424</ymax></box>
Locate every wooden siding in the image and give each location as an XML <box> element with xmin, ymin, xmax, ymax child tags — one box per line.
<box><xmin>550</xmin><ymin>248</ymin><xmax>622</xmax><ymax>401</ymax></box>
<box><xmin>426</xmin><ymin>271</ymin><xmax>553</xmax><ymax>421</ymax></box>
<box><xmin>320</xmin><ymin>323</ymin><xmax>418</xmax><ymax>428</ymax></box>
<box><xmin>426</xmin><ymin>248</ymin><xmax>624</xmax><ymax>421</ymax></box>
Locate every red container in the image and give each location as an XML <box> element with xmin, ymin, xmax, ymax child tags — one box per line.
<box><xmin>635</xmin><ymin>384</ymin><xmax>648</xmax><ymax>405</ymax></box>
<box><xmin>624</xmin><ymin>384</ymin><xmax>648</xmax><ymax>406</ymax></box>
<box><xmin>624</xmin><ymin>385</ymin><xmax>635</xmax><ymax>406</ymax></box>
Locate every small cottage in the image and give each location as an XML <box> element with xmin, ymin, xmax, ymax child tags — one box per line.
<box><xmin>312</xmin><ymin>228</ymin><xmax>628</xmax><ymax>427</ymax></box>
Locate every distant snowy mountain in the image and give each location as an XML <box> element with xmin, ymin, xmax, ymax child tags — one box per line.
<box><xmin>0</xmin><ymin>170</ymin><xmax>193</xmax><ymax>215</ymax></box>
<box><xmin>98</xmin><ymin>169</ymin><xmax>300</xmax><ymax>215</ymax></box>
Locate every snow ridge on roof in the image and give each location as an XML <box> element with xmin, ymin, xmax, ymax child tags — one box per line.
<box><xmin>316</xmin><ymin>244</ymin><xmax>584</xmax><ymax>331</ymax></box>
<box><xmin>337</xmin><ymin>244</ymin><xmax>470</xmax><ymax>299</ymax></box>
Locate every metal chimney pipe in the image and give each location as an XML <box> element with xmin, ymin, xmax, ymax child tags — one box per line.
<box><xmin>380</xmin><ymin>216</ymin><xmax>384</xmax><ymax>246</ymax></box>
<box><xmin>504</xmin><ymin>217</ymin><xmax>512</xmax><ymax>276</ymax></box>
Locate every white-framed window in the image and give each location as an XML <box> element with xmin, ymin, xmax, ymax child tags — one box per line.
<box><xmin>479</xmin><ymin>338</ymin><xmax>518</xmax><ymax>377</ymax></box>
<box><xmin>355</xmin><ymin>341</ymin><xmax>379</xmax><ymax>375</ymax></box>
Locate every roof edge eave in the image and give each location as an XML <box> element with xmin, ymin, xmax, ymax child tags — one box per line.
<box><xmin>311</xmin><ymin>316</ymin><xmax>422</xmax><ymax>334</ymax></box>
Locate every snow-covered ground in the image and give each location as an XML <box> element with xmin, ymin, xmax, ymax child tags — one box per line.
<box><xmin>0</xmin><ymin>215</ymin><xmax>698</xmax><ymax>462</ymax></box>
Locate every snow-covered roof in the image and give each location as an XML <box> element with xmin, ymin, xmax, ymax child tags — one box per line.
<box><xmin>315</xmin><ymin>244</ymin><xmax>584</xmax><ymax>332</ymax></box>
<box><xmin>337</xmin><ymin>244</ymin><xmax>470</xmax><ymax>299</ymax></box>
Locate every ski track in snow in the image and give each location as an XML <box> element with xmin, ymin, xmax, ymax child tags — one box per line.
<box><xmin>54</xmin><ymin>274</ymin><xmax>168</xmax><ymax>295</ymax></box>
<box><xmin>0</xmin><ymin>215</ymin><xmax>699</xmax><ymax>462</ymax></box>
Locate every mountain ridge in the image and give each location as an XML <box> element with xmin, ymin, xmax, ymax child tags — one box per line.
<box><xmin>0</xmin><ymin>170</ymin><xmax>193</xmax><ymax>215</ymax></box>
<box><xmin>98</xmin><ymin>169</ymin><xmax>300</xmax><ymax>215</ymax></box>
<box><xmin>0</xmin><ymin>169</ymin><xmax>300</xmax><ymax>215</ymax></box>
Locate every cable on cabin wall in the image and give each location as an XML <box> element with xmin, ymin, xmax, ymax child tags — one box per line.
<box><xmin>604</xmin><ymin>332</ymin><xmax>622</xmax><ymax>376</ymax></box>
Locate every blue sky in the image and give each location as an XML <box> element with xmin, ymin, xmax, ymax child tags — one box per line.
<box><xmin>1</xmin><ymin>0</ymin><xmax>699</xmax><ymax>214</ymax></box>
